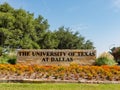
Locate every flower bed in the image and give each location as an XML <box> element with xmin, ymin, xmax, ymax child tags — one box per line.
<box><xmin>0</xmin><ymin>64</ymin><xmax>120</xmax><ymax>81</ymax></box>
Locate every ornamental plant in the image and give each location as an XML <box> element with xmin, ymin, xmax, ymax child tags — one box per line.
<box><xmin>110</xmin><ymin>47</ymin><xmax>120</xmax><ymax>64</ymax></box>
<box><xmin>0</xmin><ymin>64</ymin><xmax>120</xmax><ymax>81</ymax></box>
<box><xmin>96</xmin><ymin>52</ymin><xmax>117</xmax><ymax>66</ymax></box>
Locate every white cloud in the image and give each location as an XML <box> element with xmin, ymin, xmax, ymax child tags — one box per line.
<box><xmin>67</xmin><ymin>6</ymin><xmax>80</xmax><ymax>13</ymax></box>
<box><xmin>70</xmin><ymin>24</ymin><xmax>88</xmax><ymax>32</ymax></box>
<box><xmin>112</xmin><ymin>0</ymin><xmax>120</xmax><ymax>11</ymax></box>
<box><xmin>113</xmin><ymin>0</ymin><xmax>120</xmax><ymax>8</ymax></box>
<box><xmin>0</xmin><ymin>0</ymin><xmax>26</xmax><ymax>8</ymax></box>
<box><xmin>0</xmin><ymin>0</ymin><xmax>10</xmax><ymax>3</ymax></box>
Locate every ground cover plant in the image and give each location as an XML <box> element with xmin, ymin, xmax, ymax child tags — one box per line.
<box><xmin>0</xmin><ymin>64</ymin><xmax>120</xmax><ymax>81</ymax></box>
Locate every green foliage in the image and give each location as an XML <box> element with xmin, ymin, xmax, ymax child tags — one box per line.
<box><xmin>0</xmin><ymin>2</ymin><xmax>14</xmax><ymax>13</ymax></box>
<box><xmin>8</xmin><ymin>55</ymin><xmax>16</xmax><ymax>64</ymax></box>
<box><xmin>39</xmin><ymin>31</ymin><xmax>59</xmax><ymax>49</ymax></box>
<box><xmin>0</xmin><ymin>3</ymin><xmax>49</xmax><ymax>49</ymax></box>
<box><xmin>0</xmin><ymin>54</ymin><xmax>9</xmax><ymax>64</ymax></box>
<box><xmin>96</xmin><ymin>57</ymin><xmax>116</xmax><ymax>66</ymax></box>
<box><xmin>0</xmin><ymin>48</ymin><xmax>16</xmax><ymax>64</ymax></box>
<box><xmin>54</xmin><ymin>26</ymin><xmax>94</xmax><ymax>49</ymax></box>
<box><xmin>0</xmin><ymin>47</ymin><xmax>2</xmax><ymax>56</ymax></box>
<box><xmin>96</xmin><ymin>52</ymin><xmax>117</xmax><ymax>66</ymax></box>
<box><xmin>0</xmin><ymin>32</ymin><xmax>4</xmax><ymax>46</ymax></box>
<box><xmin>0</xmin><ymin>3</ymin><xmax>94</xmax><ymax>50</ymax></box>
<box><xmin>0</xmin><ymin>54</ymin><xmax>16</xmax><ymax>64</ymax></box>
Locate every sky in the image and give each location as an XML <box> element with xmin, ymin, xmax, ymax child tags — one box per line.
<box><xmin>0</xmin><ymin>0</ymin><xmax>120</xmax><ymax>56</ymax></box>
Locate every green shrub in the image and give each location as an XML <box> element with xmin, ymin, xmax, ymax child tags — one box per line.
<box><xmin>8</xmin><ymin>55</ymin><xmax>17</xmax><ymax>64</ymax></box>
<box><xmin>0</xmin><ymin>47</ymin><xmax>3</xmax><ymax>56</ymax></box>
<box><xmin>96</xmin><ymin>52</ymin><xmax>117</xmax><ymax>66</ymax></box>
<box><xmin>0</xmin><ymin>49</ymin><xmax>17</xmax><ymax>64</ymax></box>
<box><xmin>0</xmin><ymin>54</ymin><xmax>9</xmax><ymax>64</ymax></box>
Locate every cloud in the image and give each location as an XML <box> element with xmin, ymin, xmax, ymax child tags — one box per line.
<box><xmin>0</xmin><ymin>0</ymin><xmax>27</xmax><ymax>9</ymax></box>
<box><xmin>112</xmin><ymin>0</ymin><xmax>120</xmax><ymax>11</ymax></box>
<box><xmin>113</xmin><ymin>0</ymin><xmax>120</xmax><ymax>8</ymax></box>
<box><xmin>70</xmin><ymin>24</ymin><xmax>88</xmax><ymax>32</ymax></box>
<box><xmin>0</xmin><ymin>0</ymin><xmax>9</xmax><ymax>3</ymax></box>
<box><xmin>67</xmin><ymin>6</ymin><xmax>80</xmax><ymax>12</ymax></box>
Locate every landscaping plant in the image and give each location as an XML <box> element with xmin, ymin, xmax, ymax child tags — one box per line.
<box><xmin>96</xmin><ymin>52</ymin><xmax>117</xmax><ymax>66</ymax></box>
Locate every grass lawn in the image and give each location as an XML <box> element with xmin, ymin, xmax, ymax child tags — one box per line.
<box><xmin>0</xmin><ymin>83</ymin><xmax>120</xmax><ymax>90</ymax></box>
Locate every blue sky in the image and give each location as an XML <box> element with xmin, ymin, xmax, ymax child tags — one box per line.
<box><xmin>0</xmin><ymin>0</ymin><xmax>120</xmax><ymax>56</ymax></box>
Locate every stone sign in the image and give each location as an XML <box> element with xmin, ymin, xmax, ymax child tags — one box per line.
<box><xmin>17</xmin><ymin>49</ymin><xmax>96</xmax><ymax>65</ymax></box>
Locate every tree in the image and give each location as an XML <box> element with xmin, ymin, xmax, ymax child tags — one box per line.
<box><xmin>0</xmin><ymin>3</ymin><xmax>94</xmax><ymax>50</ymax></box>
<box><xmin>83</xmin><ymin>40</ymin><xmax>94</xmax><ymax>49</ymax></box>
<box><xmin>38</xmin><ymin>31</ymin><xmax>59</xmax><ymax>49</ymax></box>
<box><xmin>0</xmin><ymin>32</ymin><xmax>4</xmax><ymax>46</ymax></box>
<box><xmin>110</xmin><ymin>47</ymin><xmax>120</xmax><ymax>65</ymax></box>
<box><xmin>0</xmin><ymin>2</ymin><xmax>14</xmax><ymax>13</ymax></box>
<box><xmin>0</xmin><ymin>3</ymin><xmax>49</xmax><ymax>49</ymax></box>
<box><xmin>54</xmin><ymin>26</ymin><xmax>94</xmax><ymax>49</ymax></box>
